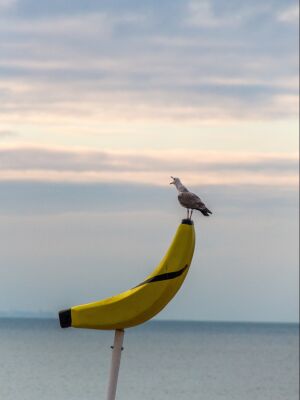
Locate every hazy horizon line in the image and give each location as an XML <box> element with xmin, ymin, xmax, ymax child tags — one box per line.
<box><xmin>0</xmin><ymin>312</ymin><xmax>298</xmax><ymax>325</ymax></box>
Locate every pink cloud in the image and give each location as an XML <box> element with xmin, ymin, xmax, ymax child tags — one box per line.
<box><xmin>0</xmin><ymin>146</ymin><xmax>298</xmax><ymax>186</ymax></box>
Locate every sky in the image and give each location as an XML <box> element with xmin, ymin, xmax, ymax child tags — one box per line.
<box><xmin>0</xmin><ymin>0</ymin><xmax>299</xmax><ymax>322</ymax></box>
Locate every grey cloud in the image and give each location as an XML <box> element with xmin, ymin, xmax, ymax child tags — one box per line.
<box><xmin>0</xmin><ymin>0</ymin><xmax>298</xmax><ymax>120</ymax></box>
<box><xmin>277</xmin><ymin>3</ymin><xmax>299</xmax><ymax>23</ymax></box>
<box><xmin>0</xmin><ymin>129</ymin><xmax>17</xmax><ymax>137</ymax></box>
<box><xmin>0</xmin><ymin>181</ymin><xmax>298</xmax><ymax>216</ymax></box>
<box><xmin>0</xmin><ymin>147</ymin><xmax>298</xmax><ymax>174</ymax></box>
<box><xmin>0</xmin><ymin>0</ymin><xmax>16</xmax><ymax>10</ymax></box>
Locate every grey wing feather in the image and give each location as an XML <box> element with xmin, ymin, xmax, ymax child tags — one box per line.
<box><xmin>178</xmin><ymin>192</ymin><xmax>212</xmax><ymax>215</ymax></box>
<box><xmin>178</xmin><ymin>192</ymin><xmax>204</xmax><ymax>208</ymax></box>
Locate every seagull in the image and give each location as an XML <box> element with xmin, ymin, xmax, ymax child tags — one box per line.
<box><xmin>170</xmin><ymin>177</ymin><xmax>212</xmax><ymax>219</ymax></box>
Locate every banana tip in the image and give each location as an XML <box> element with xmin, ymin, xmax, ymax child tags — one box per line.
<box><xmin>59</xmin><ymin>309</ymin><xmax>72</xmax><ymax>328</ymax></box>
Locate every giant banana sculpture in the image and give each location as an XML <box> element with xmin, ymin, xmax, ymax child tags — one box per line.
<box><xmin>59</xmin><ymin>219</ymin><xmax>195</xmax><ymax>330</ymax></box>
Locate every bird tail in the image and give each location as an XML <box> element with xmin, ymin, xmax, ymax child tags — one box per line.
<box><xmin>198</xmin><ymin>207</ymin><xmax>212</xmax><ymax>217</ymax></box>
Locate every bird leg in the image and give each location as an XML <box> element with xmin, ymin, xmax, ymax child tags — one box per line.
<box><xmin>186</xmin><ymin>209</ymin><xmax>189</xmax><ymax>219</ymax></box>
<box><xmin>190</xmin><ymin>210</ymin><xmax>193</xmax><ymax>219</ymax></box>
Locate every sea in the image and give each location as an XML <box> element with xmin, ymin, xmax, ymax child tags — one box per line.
<box><xmin>0</xmin><ymin>319</ymin><xmax>298</xmax><ymax>400</ymax></box>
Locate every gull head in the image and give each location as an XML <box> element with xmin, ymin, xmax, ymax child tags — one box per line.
<box><xmin>170</xmin><ymin>176</ymin><xmax>180</xmax><ymax>185</ymax></box>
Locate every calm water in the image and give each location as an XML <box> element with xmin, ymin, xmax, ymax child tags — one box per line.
<box><xmin>0</xmin><ymin>319</ymin><xmax>298</xmax><ymax>400</ymax></box>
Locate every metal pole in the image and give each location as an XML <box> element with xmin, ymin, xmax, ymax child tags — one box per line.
<box><xmin>106</xmin><ymin>329</ymin><xmax>125</xmax><ymax>400</ymax></box>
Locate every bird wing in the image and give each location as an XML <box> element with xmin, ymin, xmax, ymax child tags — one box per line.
<box><xmin>178</xmin><ymin>192</ymin><xmax>206</xmax><ymax>210</ymax></box>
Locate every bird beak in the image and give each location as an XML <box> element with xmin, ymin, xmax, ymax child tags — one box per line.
<box><xmin>170</xmin><ymin>176</ymin><xmax>174</xmax><ymax>184</ymax></box>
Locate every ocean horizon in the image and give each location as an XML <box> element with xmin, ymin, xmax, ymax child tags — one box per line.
<box><xmin>0</xmin><ymin>313</ymin><xmax>299</xmax><ymax>324</ymax></box>
<box><xmin>0</xmin><ymin>318</ymin><xmax>298</xmax><ymax>400</ymax></box>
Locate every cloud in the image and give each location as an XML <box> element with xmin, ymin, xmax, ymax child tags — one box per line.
<box><xmin>277</xmin><ymin>3</ymin><xmax>299</xmax><ymax>23</ymax></box>
<box><xmin>0</xmin><ymin>0</ymin><xmax>298</xmax><ymax>123</ymax></box>
<box><xmin>0</xmin><ymin>180</ymin><xmax>298</xmax><ymax>216</ymax></box>
<box><xmin>0</xmin><ymin>1</ymin><xmax>298</xmax><ymax>324</ymax></box>
<box><xmin>0</xmin><ymin>0</ymin><xmax>16</xmax><ymax>10</ymax></box>
<box><xmin>0</xmin><ymin>11</ymin><xmax>138</xmax><ymax>37</ymax></box>
<box><xmin>0</xmin><ymin>129</ymin><xmax>17</xmax><ymax>137</ymax></box>
<box><xmin>185</xmin><ymin>0</ymin><xmax>273</xmax><ymax>28</ymax></box>
<box><xmin>186</xmin><ymin>0</ymin><xmax>224</xmax><ymax>28</ymax></box>
<box><xmin>0</xmin><ymin>146</ymin><xmax>298</xmax><ymax>186</ymax></box>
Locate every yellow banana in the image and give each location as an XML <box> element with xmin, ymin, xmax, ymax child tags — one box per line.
<box><xmin>59</xmin><ymin>219</ymin><xmax>195</xmax><ymax>330</ymax></box>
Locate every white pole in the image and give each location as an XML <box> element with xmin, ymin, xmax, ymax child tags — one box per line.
<box><xmin>106</xmin><ymin>329</ymin><xmax>125</xmax><ymax>400</ymax></box>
